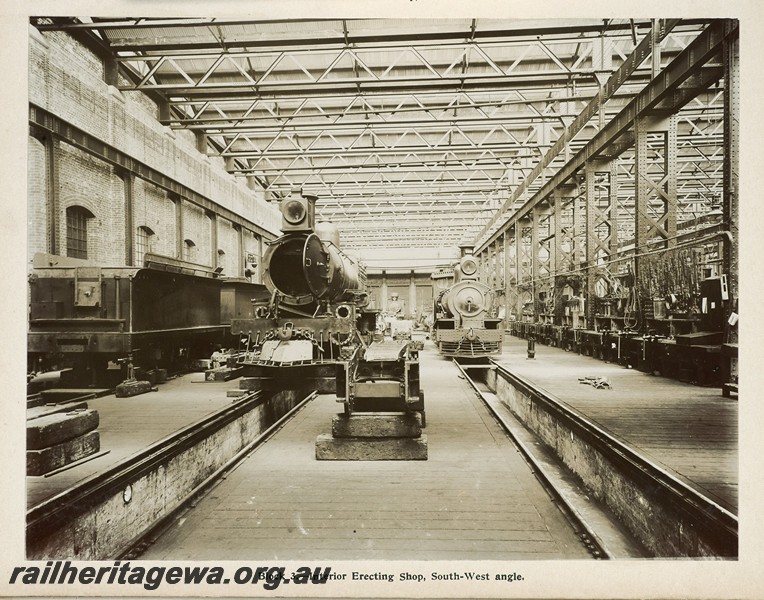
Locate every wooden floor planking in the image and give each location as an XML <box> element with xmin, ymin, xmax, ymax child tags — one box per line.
<box><xmin>26</xmin><ymin>374</ymin><xmax>233</xmax><ymax>507</ymax></box>
<box><xmin>497</xmin><ymin>336</ymin><xmax>738</xmax><ymax>513</ymax></box>
<box><xmin>140</xmin><ymin>347</ymin><xmax>591</xmax><ymax>561</ymax></box>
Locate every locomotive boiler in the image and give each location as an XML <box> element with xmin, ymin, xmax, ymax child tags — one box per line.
<box><xmin>432</xmin><ymin>248</ymin><xmax>503</xmax><ymax>358</ymax></box>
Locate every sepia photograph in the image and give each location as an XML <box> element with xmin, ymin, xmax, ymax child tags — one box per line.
<box><xmin>2</xmin><ymin>1</ymin><xmax>763</xmax><ymax>598</ymax></box>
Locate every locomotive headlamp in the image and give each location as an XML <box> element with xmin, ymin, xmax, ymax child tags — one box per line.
<box><xmin>280</xmin><ymin>191</ymin><xmax>317</xmax><ymax>232</ymax></box>
<box><xmin>461</xmin><ymin>257</ymin><xmax>478</xmax><ymax>276</ymax></box>
<box><xmin>283</xmin><ymin>199</ymin><xmax>307</xmax><ymax>225</ymax></box>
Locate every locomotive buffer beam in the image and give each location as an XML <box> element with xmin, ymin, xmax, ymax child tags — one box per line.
<box><xmin>316</xmin><ymin>341</ymin><xmax>427</xmax><ymax>461</ymax></box>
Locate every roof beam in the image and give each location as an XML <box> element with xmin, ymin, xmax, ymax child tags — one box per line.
<box><xmin>475</xmin><ymin>19</ymin><xmax>736</xmax><ymax>251</ymax></box>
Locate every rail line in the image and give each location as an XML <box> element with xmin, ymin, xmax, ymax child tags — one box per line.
<box><xmin>455</xmin><ymin>356</ymin><xmax>738</xmax><ymax>558</ymax></box>
<box><xmin>123</xmin><ymin>388</ymin><xmax>318</xmax><ymax>559</ymax></box>
<box><xmin>453</xmin><ymin>358</ymin><xmax>613</xmax><ymax>559</ymax></box>
<box><xmin>27</xmin><ymin>388</ymin><xmax>317</xmax><ymax>560</ymax></box>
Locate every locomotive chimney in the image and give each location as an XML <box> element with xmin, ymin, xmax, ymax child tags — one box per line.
<box><xmin>458</xmin><ymin>243</ymin><xmax>475</xmax><ymax>258</ymax></box>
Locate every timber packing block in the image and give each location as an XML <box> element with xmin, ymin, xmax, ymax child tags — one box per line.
<box><xmin>26</xmin><ymin>408</ymin><xmax>99</xmax><ymax>450</ymax></box>
<box><xmin>27</xmin><ymin>430</ymin><xmax>100</xmax><ymax>476</ymax></box>
<box><xmin>115</xmin><ymin>378</ymin><xmax>153</xmax><ymax>397</ymax></box>
<box><xmin>315</xmin><ymin>434</ymin><xmax>428</xmax><ymax>461</ymax></box>
<box><xmin>27</xmin><ymin>400</ymin><xmax>89</xmax><ymax>421</ymax></box>
<box><xmin>332</xmin><ymin>413</ymin><xmax>422</xmax><ymax>438</ymax></box>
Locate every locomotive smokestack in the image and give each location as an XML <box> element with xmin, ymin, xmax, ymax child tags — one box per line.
<box><xmin>458</xmin><ymin>243</ymin><xmax>475</xmax><ymax>258</ymax></box>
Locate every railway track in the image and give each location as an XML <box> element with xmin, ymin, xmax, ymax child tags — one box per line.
<box><xmin>453</xmin><ymin>358</ymin><xmax>618</xmax><ymax>559</ymax></box>
<box><xmin>26</xmin><ymin>388</ymin><xmax>317</xmax><ymax>560</ymax></box>
<box><xmin>454</xmin><ymin>357</ymin><xmax>738</xmax><ymax>558</ymax></box>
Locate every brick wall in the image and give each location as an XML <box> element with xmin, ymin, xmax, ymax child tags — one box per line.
<box><xmin>28</xmin><ymin>26</ymin><xmax>281</xmax><ymax>270</ymax></box>
<box><xmin>216</xmin><ymin>218</ymin><xmax>239</xmax><ymax>277</ymax></box>
<box><xmin>181</xmin><ymin>201</ymin><xmax>212</xmax><ymax>266</ymax></box>
<box><xmin>57</xmin><ymin>141</ymin><xmax>125</xmax><ymax>265</ymax></box>
<box><xmin>243</xmin><ymin>230</ymin><xmax>263</xmax><ymax>284</ymax></box>
<box><xmin>133</xmin><ymin>179</ymin><xmax>176</xmax><ymax>261</ymax></box>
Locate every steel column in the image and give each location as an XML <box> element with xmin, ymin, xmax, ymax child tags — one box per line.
<box><xmin>502</xmin><ymin>230</ymin><xmax>511</xmax><ymax>321</ymax></box>
<box><xmin>208</xmin><ymin>211</ymin><xmax>218</xmax><ymax>269</ymax></box>
<box><xmin>634</xmin><ymin>114</ymin><xmax>678</xmax><ymax>290</ymax></box>
<box><xmin>518</xmin><ymin>218</ymin><xmax>533</xmax><ymax>319</ymax></box>
<box><xmin>584</xmin><ymin>160</ymin><xmax>617</xmax><ymax>325</ymax></box>
<box><xmin>235</xmin><ymin>225</ymin><xmax>244</xmax><ymax>278</ymax></box>
<box><xmin>409</xmin><ymin>271</ymin><xmax>417</xmax><ymax>320</ymax></box>
<box><xmin>722</xmin><ymin>31</ymin><xmax>739</xmax><ymax>343</ymax></box>
<box><xmin>119</xmin><ymin>170</ymin><xmax>134</xmax><ymax>265</ymax></box>
<box><xmin>491</xmin><ymin>239</ymin><xmax>499</xmax><ymax>290</ymax></box>
<box><xmin>512</xmin><ymin>225</ymin><xmax>521</xmax><ymax>320</ymax></box>
<box><xmin>173</xmin><ymin>195</ymin><xmax>183</xmax><ymax>259</ymax></box>
<box><xmin>531</xmin><ymin>205</ymin><xmax>541</xmax><ymax>320</ymax></box>
<box><xmin>380</xmin><ymin>272</ymin><xmax>388</xmax><ymax>312</ymax></box>
<box><xmin>44</xmin><ymin>135</ymin><xmax>59</xmax><ymax>256</ymax></box>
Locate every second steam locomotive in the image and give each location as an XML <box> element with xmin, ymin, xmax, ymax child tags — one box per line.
<box><xmin>432</xmin><ymin>247</ymin><xmax>503</xmax><ymax>358</ymax></box>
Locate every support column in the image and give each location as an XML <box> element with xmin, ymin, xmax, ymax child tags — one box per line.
<box><xmin>491</xmin><ymin>238</ymin><xmax>501</xmax><ymax>290</ymax></box>
<box><xmin>208</xmin><ymin>211</ymin><xmax>218</xmax><ymax>268</ymax></box>
<box><xmin>513</xmin><ymin>225</ymin><xmax>522</xmax><ymax>320</ymax></box>
<box><xmin>531</xmin><ymin>206</ymin><xmax>541</xmax><ymax>320</ymax></box>
<box><xmin>584</xmin><ymin>161</ymin><xmax>618</xmax><ymax>325</ymax></box>
<box><xmin>536</xmin><ymin>203</ymin><xmax>554</xmax><ymax>320</ymax></box>
<box><xmin>409</xmin><ymin>271</ymin><xmax>417</xmax><ymax>320</ymax></box>
<box><xmin>722</xmin><ymin>30</ymin><xmax>739</xmax><ymax>343</ymax></box>
<box><xmin>553</xmin><ymin>185</ymin><xmax>578</xmax><ymax>326</ymax></box>
<box><xmin>518</xmin><ymin>218</ymin><xmax>533</xmax><ymax>320</ymax></box>
<box><xmin>257</xmin><ymin>233</ymin><xmax>264</xmax><ymax>281</ymax></box>
<box><xmin>119</xmin><ymin>170</ymin><xmax>134</xmax><ymax>266</ymax></box>
<box><xmin>502</xmin><ymin>230</ymin><xmax>511</xmax><ymax>321</ymax></box>
<box><xmin>634</xmin><ymin>115</ymin><xmax>678</xmax><ymax>282</ymax></box>
<box><xmin>235</xmin><ymin>224</ymin><xmax>244</xmax><ymax>277</ymax></box>
<box><xmin>585</xmin><ymin>165</ymin><xmax>596</xmax><ymax>326</ymax></box>
<box><xmin>172</xmin><ymin>194</ymin><xmax>183</xmax><ymax>259</ymax></box>
<box><xmin>44</xmin><ymin>135</ymin><xmax>59</xmax><ymax>256</ymax></box>
<box><xmin>557</xmin><ymin>185</ymin><xmax>578</xmax><ymax>273</ymax></box>
<box><xmin>381</xmin><ymin>272</ymin><xmax>388</xmax><ymax>312</ymax></box>
<box><xmin>573</xmin><ymin>179</ymin><xmax>586</xmax><ymax>268</ymax></box>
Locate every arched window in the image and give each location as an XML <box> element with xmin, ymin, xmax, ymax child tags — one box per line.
<box><xmin>183</xmin><ymin>239</ymin><xmax>196</xmax><ymax>262</ymax></box>
<box><xmin>136</xmin><ymin>226</ymin><xmax>155</xmax><ymax>266</ymax></box>
<box><xmin>66</xmin><ymin>206</ymin><xmax>94</xmax><ymax>259</ymax></box>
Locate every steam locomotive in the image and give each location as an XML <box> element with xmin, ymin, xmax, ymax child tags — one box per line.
<box><xmin>232</xmin><ymin>191</ymin><xmax>373</xmax><ymax>392</ymax></box>
<box><xmin>231</xmin><ymin>191</ymin><xmax>425</xmax><ymax>433</ymax></box>
<box><xmin>432</xmin><ymin>247</ymin><xmax>503</xmax><ymax>358</ymax></box>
